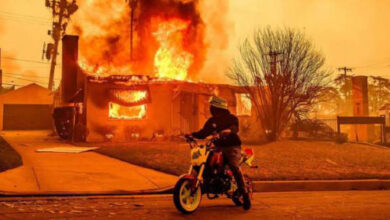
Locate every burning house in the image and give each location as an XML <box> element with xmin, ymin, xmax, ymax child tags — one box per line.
<box><xmin>53</xmin><ymin>0</ymin><xmax>264</xmax><ymax>142</ymax></box>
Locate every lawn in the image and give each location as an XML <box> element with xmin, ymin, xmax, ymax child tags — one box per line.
<box><xmin>96</xmin><ymin>140</ymin><xmax>390</xmax><ymax>181</ymax></box>
<box><xmin>0</xmin><ymin>136</ymin><xmax>22</xmax><ymax>172</ymax></box>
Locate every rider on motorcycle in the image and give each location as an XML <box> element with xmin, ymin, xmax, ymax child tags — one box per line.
<box><xmin>187</xmin><ymin>96</ymin><xmax>251</xmax><ymax>210</ymax></box>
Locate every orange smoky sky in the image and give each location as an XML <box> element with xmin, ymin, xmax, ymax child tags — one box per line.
<box><xmin>0</xmin><ymin>0</ymin><xmax>389</xmax><ymax>87</ymax></box>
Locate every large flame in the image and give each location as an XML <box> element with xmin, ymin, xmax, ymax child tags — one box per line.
<box><xmin>152</xmin><ymin>18</ymin><xmax>193</xmax><ymax>80</ymax></box>
<box><xmin>71</xmin><ymin>0</ymin><xmax>206</xmax><ymax>81</ymax></box>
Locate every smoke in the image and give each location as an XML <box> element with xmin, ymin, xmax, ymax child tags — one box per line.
<box><xmin>2</xmin><ymin>52</ymin><xmax>21</xmax><ymax>73</ymax></box>
<box><xmin>198</xmin><ymin>0</ymin><xmax>232</xmax><ymax>83</ymax></box>
<box><xmin>134</xmin><ymin>0</ymin><xmax>206</xmax><ymax>79</ymax></box>
<box><xmin>70</xmin><ymin>0</ymin><xmax>230</xmax><ymax>81</ymax></box>
<box><xmin>70</xmin><ymin>0</ymin><xmax>132</xmax><ymax>74</ymax></box>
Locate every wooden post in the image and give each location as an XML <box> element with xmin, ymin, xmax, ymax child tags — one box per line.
<box><xmin>337</xmin><ymin>116</ymin><xmax>341</xmax><ymax>135</ymax></box>
<box><xmin>382</xmin><ymin>115</ymin><xmax>387</xmax><ymax>144</ymax></box>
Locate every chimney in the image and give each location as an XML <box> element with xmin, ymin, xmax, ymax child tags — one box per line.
<box><xmin>61</xmin><ymin>35</ymin><xmax>79</xmax><ymax>102</ymax></box>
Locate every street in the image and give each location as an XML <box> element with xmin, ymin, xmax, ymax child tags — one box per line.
<box><xmin>1</xmin><ymin>191</ymin><xmax>390</xmax><ymax>219</ymax></box>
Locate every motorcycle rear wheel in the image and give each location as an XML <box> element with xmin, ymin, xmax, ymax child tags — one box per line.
<box><xmin>173</xmin><ymin>177</ymin><xmax>202</xmax><ymax>214</ymax></box>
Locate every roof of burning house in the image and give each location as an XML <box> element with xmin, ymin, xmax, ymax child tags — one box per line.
<box><xmin>86</xmin><ymin>75</ymin><xmax>246</xmax><ymax>95</ymax></box>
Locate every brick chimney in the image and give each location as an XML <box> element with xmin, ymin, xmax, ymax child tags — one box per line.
<box><xmin>61</xmin><ymin>35</ymin><xmax>79</xmax><ymax>103</ymax></box>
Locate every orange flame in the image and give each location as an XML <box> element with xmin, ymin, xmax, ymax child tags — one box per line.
<box><xmin>152</xmin><ymin>17</ymin><xmax>193</xmax><ymax>80</ymax></box>
<box><xmin>109</xmin><ymin>103</ymin><xmax>146</xmax><ymax>120</ymax></box>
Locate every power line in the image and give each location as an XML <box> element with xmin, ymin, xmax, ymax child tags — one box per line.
<box><xmin>3</xmin><ymin>75</ymin><xmax>48</xmax><ymax>84</ymax></box>
<box><xmin>2</xmin><ymin>82</ymin><xmax>23</xmax><ymax>86</ymax></box>
<box><xmin>0</xmin><ymin>14</ymin><xmax>51</xmax><ymax>24</ymax></box>
<box><xmin>0</xmin><ymin>10</ymin><xmax>51</xmax><ymax>21</ymax></box>
<box><xmin>3</xmin><ymin>72</ymin><xmax>60</xmax><ymax>81</ymax></box>
<box><xmin>2</xmin><ymin>57</ymin><xmax>61</xmax><ymax>65</ymax></box>
<box><xmin>0</xmin><ymin>16</ymin><xmax>51</xmax><ymax>26</ymax></box>
<box><xmin>353</xmin><ymin>62</ymin><xmax>390</xmax><ymax>69</ymax></box>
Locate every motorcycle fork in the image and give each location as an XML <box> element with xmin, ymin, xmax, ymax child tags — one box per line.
<box><xmin>195</xmin><ymin>151</ymin><xmax>210</xmax><ymax>189</ymax></box>
<box><xmin>193</xmin><ymin>164</ymin><xmax>205</xmax><ymax>190</ymax></box>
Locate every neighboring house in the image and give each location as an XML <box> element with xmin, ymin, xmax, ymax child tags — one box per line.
<box><xmin>0</xmin><ymin>84</ymin><xmax>53</xmax><ymax>131</ymax></box>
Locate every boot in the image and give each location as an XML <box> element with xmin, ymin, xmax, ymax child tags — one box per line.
<box><xmin>242</xmin><ymin>192</ymin><xmax>251</xmax><ymax>210</ymax></box>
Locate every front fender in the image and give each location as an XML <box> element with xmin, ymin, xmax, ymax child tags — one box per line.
<box><xmin>177</xmin><ymin>174</ymin><xmax>198</xmax><ymax>188</ymax></box>
<box><xmin>178</xmin><ymin>174</ymin><xmax>197</xmax><ymax>181</ymax></box>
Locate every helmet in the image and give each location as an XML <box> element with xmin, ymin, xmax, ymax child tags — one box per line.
<box><xmin>209</xmin><ymin>96</ymin><xmax>228</xmax><ymax>110</ymax></box>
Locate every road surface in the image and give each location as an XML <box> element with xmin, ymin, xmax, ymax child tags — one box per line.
<box><xmin>1</xmin><ymin>191</ymin><xmax>390</xmax><ymax>219</ymax></box>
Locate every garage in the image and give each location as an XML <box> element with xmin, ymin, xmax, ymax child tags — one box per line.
<box><xmin>0</xmin><ymin>84</ymin><xmax>53</xmax><ymax>131</ymax></box>
<box><xmin>3</xmin><ymin>104</ymin><xmax>52</xmax><ymax>130</ymax></box>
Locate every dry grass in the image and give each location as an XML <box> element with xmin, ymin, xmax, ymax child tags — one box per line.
<box><xmin>96</xmin><ymin>140</ymin><xmax>390</xmax><ymax>181</ymax></box>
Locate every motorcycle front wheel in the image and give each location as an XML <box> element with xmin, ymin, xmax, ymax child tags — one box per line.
<box><xmin>173</xmin><ymin>177</ymin><xmax>202</xmax><ymax>214</ymax></box>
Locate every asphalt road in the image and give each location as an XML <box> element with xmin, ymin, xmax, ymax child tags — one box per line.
<box><xmin>1</xmin><ymin>191</ymin><xmax>390</xmax><ymax>219</ymax></box>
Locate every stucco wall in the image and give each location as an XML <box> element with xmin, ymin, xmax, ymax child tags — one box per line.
<box><xmin>85</xmin><ymin>82</ymin><xmax>181</xmax><ymax>142</ymax></box>
<box><xmin>85</xmin><ymin>81</ymin><xmax>265</xmax><ymax>143</ymax></box>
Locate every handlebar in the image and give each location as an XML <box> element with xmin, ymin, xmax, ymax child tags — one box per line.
<box><xmin>183</xmin><ymin>134</ymin><xmax>218</xmax><ymax>150</ymax></box>
<box><xmin>184</xmin><ymin>134</ymin><xmax>196</xmax><ymax>143</ymax></box>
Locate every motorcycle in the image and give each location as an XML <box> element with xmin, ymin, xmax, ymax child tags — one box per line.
<box><xmin>173</xmin><ymin>134</ymin><xmax>257</xmax><ymax>214</ymax></box>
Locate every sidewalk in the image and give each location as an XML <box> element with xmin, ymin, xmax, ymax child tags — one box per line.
<box><xmin>0</xmin><ymin>131</ymin><xmax>177</xmax><ymax>195</ymax></box>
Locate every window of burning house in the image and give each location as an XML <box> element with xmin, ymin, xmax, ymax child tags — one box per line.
<box><xmin>108</xmin><ymin>88</ymin><xmax>151</xmax><ymax>120</ymax></box>
<box><xmin>235</xmin><ymin>93</ymin><xmax>252</xmax><ymax>116</ymax></box>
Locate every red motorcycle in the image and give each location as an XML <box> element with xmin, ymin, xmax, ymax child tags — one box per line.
<box><xmin>173</xmin><ymin>135</ymin><xmax>257</xmax><ymax>214</ymax></box>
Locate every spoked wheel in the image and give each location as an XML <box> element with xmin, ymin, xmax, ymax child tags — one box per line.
<box><xmin>232</xmin><ymin>174</ymin><xmax>253</xmax><ymax>206</ymax></box>
<box><xmin>173</xmin><ymin>177</ymin><xmax>202</xmax><ymax>214</ymax></box>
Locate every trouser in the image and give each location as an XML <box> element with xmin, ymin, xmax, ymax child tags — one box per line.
<box><xmin>217</xmin><ymin>146</ymin><xmax>247</xmax><ymax>194</ymax></box>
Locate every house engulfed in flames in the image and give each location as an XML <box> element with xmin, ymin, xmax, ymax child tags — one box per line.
<box><xmin>54</xmin><ymin>35</ymin><xmax>264</xmax><ymax>143</ymax></box>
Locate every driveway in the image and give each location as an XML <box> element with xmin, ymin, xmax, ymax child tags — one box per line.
<box><xmin>0</xmin><ymin>131</ymin><xmax>177</xmax><ymax>195</ymax></box>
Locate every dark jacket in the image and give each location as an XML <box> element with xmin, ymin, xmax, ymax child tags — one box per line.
<box><xmin>192</xmin><ymin>113</ymin><xmax>241</xmax><ymax>147</ymax></box>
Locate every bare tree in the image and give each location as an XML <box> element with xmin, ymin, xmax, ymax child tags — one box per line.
<box><xmin>368</xmin><ymin>76</ymin><xmax>390</xmax><ymax>114</ymax></box>
<box><xmin>228</xmin><ymin>27</ymin><xmax>329</xmax><ymax>141</ymax></box>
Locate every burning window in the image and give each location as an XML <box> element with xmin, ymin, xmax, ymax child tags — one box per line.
<box><xmin>108</xmin><ymin>88</ymin><xmax>150</xmax><ymax>120</ymax></box>
<box><xmin>236</xmin><ymin>93</ymin><xmax>252</xmax><ymax>116</ymax></box>
<box><xmin>109</xmin><ymin>103</ymin><xmax>146</xmax><ymax>120</ymax></box>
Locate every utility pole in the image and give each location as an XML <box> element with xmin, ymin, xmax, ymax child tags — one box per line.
<box><xmin>45</xmin><ymin>0</ymin><xmax>78</xmax><ymax>91</ymax></box>
<box><xmin>126</xmin><ymin>0</ymin><xmax>138</xmax><ymax>61</ymax></box>
<box><xmin>337</xmin><ymin>66</ymin><xmax>353</xmax><ymax>98</ymax></box>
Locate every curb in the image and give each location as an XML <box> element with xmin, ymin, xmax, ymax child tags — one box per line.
<box><xmin>1</xmin><ymin>179</ymin><xmax>390</xmax><ymax>197</ymax></box>
<box><xmin>0</xmin><ymin>186</ymin><xmax>173</xmax><ymax>197</ymax></box>
<box><xmin>253</xmin><ymin>179</ymin><xmax>390</xmax><ymax>192</ymax></box>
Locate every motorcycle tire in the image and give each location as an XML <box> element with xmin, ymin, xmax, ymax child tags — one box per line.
<box><xmin>173</xmin><ymin>177</ymin><xmax>202</xmax><ymax>214</ymax></box>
